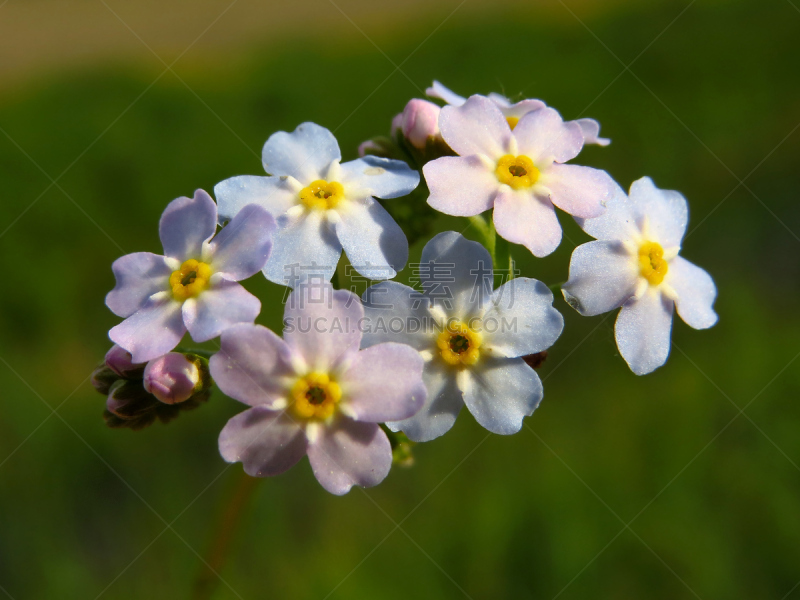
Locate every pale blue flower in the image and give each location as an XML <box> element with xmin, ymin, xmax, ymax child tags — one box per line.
<box><xmin>215</xmin><ymin>122</ymin><xmax>420</xmax><ymax>287</ymax></box>
<box><xmin>563</xmin><ymin>177</ymin><xmax>718</xmax><ymax>375</ymax></box>
<box><xmin>361</xmin><ymin>232</ymin><xmax>564</xmax><ymax>442</ymax></box>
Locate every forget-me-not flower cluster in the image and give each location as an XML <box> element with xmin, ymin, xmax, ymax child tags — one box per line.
<box><xmin>99</xmin><ymin>79</ymin><xmax>718</xmax><ymax>494</ymax></box>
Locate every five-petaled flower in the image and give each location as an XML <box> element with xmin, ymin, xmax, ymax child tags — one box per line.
<box><xmin>361</xmin><ymin>231</ymin><xmax>564</xmax><ymax>442</ymax></box>
<box><xmin>423</xmin><ymin>95</ymin><xmax>617</xmax><ymax>258</ymax></box>
<box><xmin>215</xmin><ymin>122</ymin><xmax>420</xmax><ymax>287</ymax></box>
<box><xmin>107</xmin><ymin>190</ymin><xmax>275</xmax><ymax>363</ymax></box>
<box><xmin>426</xmin><ymin>80</ymin><xmax>610</xmax><ymax>146</ymax></box>
<box><xmin>562</xmin><ymin>177</ymin><xmax>718</xmax><ymax>375</ymax></box>
<box><xmin>211</xmin><ymin>282</ymin><xmax>426</xmax><ymax>495</ymax></box>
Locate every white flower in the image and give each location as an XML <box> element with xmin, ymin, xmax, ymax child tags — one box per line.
<box><xmin>422</xmin><ymin>95</ymin><xmax>618</xmax><ymax>257</ymax></box>
<box><xmin>215</xmin><ymin>122</ymin><xmax>420</xmax><ymax>286</ymax></box>
<box><xmin>427</xmin><ymin>80</ymin><xmax>610</xmax><ymax>146</ymax></box>
<box><xmin>361</xmin><ymin>232</ymin><xmax>564</xmax><ymax>441</ymax></box>
<box><xmin>562</xmin><ymin>177</ymin><xmax>718</xmax><ymax>375</ymax></box>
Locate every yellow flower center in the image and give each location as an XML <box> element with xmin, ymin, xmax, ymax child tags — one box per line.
<box><xmin>506</xmin><ymin>116</ymin><xmax>520</xmax><ymax>130</ymax></box>
<box><xmin>437</xmin><ymin>321</ymin><xmax>483</xmax><ymax>366</ymax></box>
<box><xmin>638</xmin><ymin>241</ymin><xmax>669</xmax><ymax>285</ymax></box>
<box><xmin>495</xmin><ymin>154</ymin><xmax>540</xmax><ymax>190</ymax></box>
<box><xmin>169</xmin><ymin>259</ymin><xmax>212</xmax><ymax>301</ymax></box>
<box><xmin>290</xmin><ymin>372</ymin><xmax>342</xmax><ymax>420</ymax></box>
<box><xmin>299</xmin><ymin>180</ymin><xmax>344</xmax><ymax>210</ymax></box>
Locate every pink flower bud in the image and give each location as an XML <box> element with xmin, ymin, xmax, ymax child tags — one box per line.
<box><xmin>143</xmin><ymin>353</ymin><xmax>201</xmax><ymax>405</ymax></box>
<box><xmin>390</xmin><ymin>112</ymin><xmax>404</xmax><ymax>136</ymax></box>
<box><xmin>401</xmin><ymin>99</ymin><xmax>441</xmax><ymax>149</ymax></box>
<box><xmin>104</xmin><ymin>344</ymin><xmax>145</xmax><ymax>378</ymax></box>
<box><xmin>358</xmin><ymin>140</ymin><xmax>381</xmax><ymax>157</ymax></box>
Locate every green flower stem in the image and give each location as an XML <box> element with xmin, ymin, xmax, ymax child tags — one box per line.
<box><xmin>467</xmin><ymin>214</ymin><xmax>517</xmax><ymax>281</ymax></box>
<box><xmin>495</xmin><ymin>234</ymin><xmax>513</xmax><ymax>280</ymax></box>
<box><xmin>468</xmin><ymin>214</ymin><xmax>497</xmax><ymax>267</ymax></box>
<box><xmin>191</xmin><ymin>471</ymin><xmax>260</xmax><ymax>600</ymax></box>
<box><xmin>174</xmin><ymin>347</ymin><xmax>214</xmax><ymax>359</ymax></box>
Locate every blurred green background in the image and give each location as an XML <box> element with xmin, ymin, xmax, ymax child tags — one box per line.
<box><xmin>1</xmin><ymin>0</ymin><xmax>799</xmax><ymax>598</ymax></box>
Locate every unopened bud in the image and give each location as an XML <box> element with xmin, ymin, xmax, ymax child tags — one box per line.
<box><xmin>357</xmin><ymin>136</ymin><xmax>403</xmax><ymax>160</ymax></box>
<box><xmin>401</xmin><ymin>99</ymin><xmax>441</xmax><ymax>149</ymax></box>
<box><xmin>106</xmin><ymin>379</ymin><xmax>155</xmax><ymax>420</ymax></box>
<box><xmin>143</xmin><ymin>353</ymin><xmax>203</xmax><ymax>405</ymax></box>
<box><xmin>358</xmin><ymin>140</ymin><xmax>381</xmax><ymax>157</ymax></box>
<box><xmin>390</xmin><ymin>111</ymin><xmax>404</xmax><ymax>136</ymax></box>
<box><xmin>91</xmin><ymin>345</ymin><xmax>145</xmax><ymax>394</ymax></box>
<box><xmin>105</xmin><ymin>344</ymin><xmax>145</xmax><ymax>378</ymax></box>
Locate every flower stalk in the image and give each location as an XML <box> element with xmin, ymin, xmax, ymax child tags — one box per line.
<box><xmin>191</xmin><ymin>472</ymin><xmax>260</xmax><ymax>600</ymax></box>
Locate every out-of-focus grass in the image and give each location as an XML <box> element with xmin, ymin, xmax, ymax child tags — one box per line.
<box><xmin>1</xmin><ymin>0</ymin><xmax>799</xmax><ymax>598</ymax></box>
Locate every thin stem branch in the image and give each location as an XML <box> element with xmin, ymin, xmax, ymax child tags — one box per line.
<box><xmin>191</xmin><ymin>472</ymin><xmax>260</xmax><ymax>600</ymax></box>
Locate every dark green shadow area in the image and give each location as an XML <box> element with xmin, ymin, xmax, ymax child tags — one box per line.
<box><xmin>0</xmin><ymin>0</ymin><xmax>799</xmax><ymax>598</ymax></box>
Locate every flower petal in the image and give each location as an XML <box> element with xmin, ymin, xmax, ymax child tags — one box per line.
<box><xmin>482</xmin><ymin>278</ymin><xmax>564</xmax><ymax>358</ymax></box>
<box><xmin>182</xmin><ymin>281</ymin><xmax>261</xmax><ymax>342</ymax></box>
<box><xmin>214</xmin><ymin>175</ymin><xmax>298</xmax><ymax>222</ymax></box>
<box><xmin>109</xmin><ymin>296</ymin><xmax>185</xmax><ymax>363</ymax></box>
<box><xmin>262</xmin><ymin>122</ymin><xmax>341</xmax><ymax>182</ymax></box>
<box><xmin>106</xmin><ymin>252</ymin><xmax>173</xmax><ymax>318</ymax></box>
<box><xmin>219</xmin><ymin>406</ymin><xmax>307</xmax><ymax>477</ymax></box>
<box><xmin>615</xmin><ymin>289</ymin><xmax>674</xmax><ymax>375</ymax></box>
<box><xmin>386</xmin><ymin>361</ymin><xmax>464</xmax><ymax>442</ymax></box>
<box><xmin>628</xmin><ymin>176</ymin><xmax>688</xmax><ymax>248</ymax></box>
<box><xmin>513</xmin><ymin>107</ymin><xmax>584</xmax><ymax>164</ymax></box>
<box><xmin>283</xmin><ymin>282</ymin><xmax>364</xmax><ymax>372</ymax></box>
<box><xmin>487</xmin><ymin>92</ymin><xmax>512</xmax><ymax>107</ymax></box>
<box><xmin>668</xmin><ymin>256</ymin><xmax>718</xmax><ymax>330</ymax></box>
<box><xmin>209</xmin><ymin>204</ymin><xmax>275</xmax><ymax>281</ymax></box>
<box><xmin>159</xmin><ymin>189</ymin><xmax>217</xmax><ymax>260</ymax></box>
<box><xmin>541</xmin><ymin>164</ymin><xmax>614</xmax><ymax>218</ymax></box>
<box><xmin>493</xmin><ymin>187</ymin><xmax>562</xmax><ymax>257</ymax></box>
<box><xmin>340</xmin><ymin>156</ymin><xmax>420</xmax><ymax>199</ymax></box>
<box><xmin>424</xmin><ymin>156</ymin><xmax>498</xmax><ymax>217</ymax></box>
<box><xmin>387</xmin><ymin>364</ymin><xmax>462</xmax><ymax>442</ymax></box>
<box><xmin>574</xmin><ymin>118</ymin><xmax>610</xmax><ymax>146</ymax></box>
<box><xmin>307</xmin><ymin>418</ymin><xmax>391</xmax><ymax>495</ymax></box>
<box><xmin>502</xmin><ymin>99</ymin><xmax>547</xmax><ymax>120</ymax></box>
<box><xmin>419</xmin><ymin>231</ymin><xmax>494</xmax><ymax>318</ymax></box>
<box><xmin>335</xmin><ymin>198</ymin><xmax>408</xmax><ymax>281</ymax></box>
<box><xmin>426</xmin><ymin>80</ymin><xmax>467</xmax><ymax>106</ymax></box>
<box><xmin>210</xmin><ymin>323</ymin><xmax>296</xmax><ymax>408</ymax></box>
<box><xmin>361</xmin><ymin>281</ymin><xmax>433</xmax><ymax>350</ymax></box>
<box><xmin>438</xmin><ymin>95</ymin><xmax>510</xmax><ymax>158</ymax></box>
<box><xmin>562</xmin><ymin>240</ymin><xmax>639</xmax><ymax>316</ymax></box>
<box><xmin>340</xmin><ymin>343</ymin><xmax>426</xmax><ymax>422</ymax></box>
<box><xmin>462</xmin><ymin>356</ymin><xmax>543</xmax><ymax>435</ymax></box>
<box><xmin>574</xmin><ymin>180</ymin><xmax>636</xmax><ymax>241</ymax></box>
<box><xmin>262</xmin><ymin>211</ymin><xmax>342</xmax><ymax>287</ymax></box>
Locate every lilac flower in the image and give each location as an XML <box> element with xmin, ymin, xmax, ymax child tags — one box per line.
<box><xmin>422</xmin><ymin>95</ymin><xmax>617</xmax><ymax>258</ymax></box>
<box><xmin>107</xmin><ymin>190</ymin><xmax>275</xmax><ymax>363</ymax></box>
<box><xmin>562</xmin><ymin>177</ymin><xmax>718</xmax><ymax>375</ymax></box>
<box><xmin>426</xmin><ymin>80</ymin><xmax>610</xmax><ymax>146</ymax></box>
<box><xmin>361</xmin><ymin>232</ymin><xmax>564</xmax><ymax>442</ymax></box>
<box><xmin>211</xmin><ymin>282</ymin><xmax>426</xmax><ymax>495</ymax></box>
<box><xmin>214</xmin><ymin>122</ymin><xmax>420</xmax><ymax>287</ymax></box>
